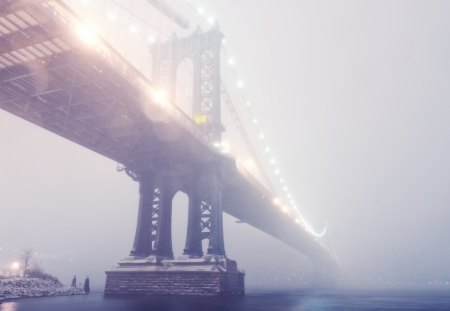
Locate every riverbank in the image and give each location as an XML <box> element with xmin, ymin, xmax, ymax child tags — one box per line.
<box><xmin>0</xmin><ymin>277</ymin><xmax>85</xmax><ymax>300</ymax></box>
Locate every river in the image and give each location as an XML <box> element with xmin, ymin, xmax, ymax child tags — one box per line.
<box><xmin>1</xmin><ymin>289</ymin><xmax>450</xmax><ymax>310</ymax></box>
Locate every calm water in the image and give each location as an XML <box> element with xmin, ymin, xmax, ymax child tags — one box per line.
<box><xmin>2</xmin><ymin>290</ymin><xmax>450</xmax><ymax>311</ymax></box>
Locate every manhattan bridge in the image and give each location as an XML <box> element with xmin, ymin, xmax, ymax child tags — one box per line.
<box><xmin>0</xmin><ymin>0</ymin><xmax>336</xmax><ymax>295</ymax></box>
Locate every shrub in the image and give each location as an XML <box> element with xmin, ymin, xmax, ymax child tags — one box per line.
<box><xmin>26</xmin><ymin>267</ymin><xmax>61</xmax><ymax>285</ymax></box>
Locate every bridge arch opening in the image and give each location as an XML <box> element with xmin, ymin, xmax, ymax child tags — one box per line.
<box><xmin>202</xmin><ymin>234</ymin><xmax>209</xmax><ymax>255</ymax></box>
<box><xmin>171</xmin><ymin>190</ymin><xmax>189</xmax><ymax>258</ymax></box>
<box><xmin>175</xmin><ymin>58</ymin><xmax>194</xmax><ymax>118</ymax></box>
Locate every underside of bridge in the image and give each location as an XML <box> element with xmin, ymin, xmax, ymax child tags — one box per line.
<box><xmin>0</xmin><ymin>0</ymin><xmax>335</xmax><ymax>296</ymax></box>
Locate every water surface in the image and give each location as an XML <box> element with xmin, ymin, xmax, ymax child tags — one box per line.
<box><xmin>1</xmin><ymin>289</ymin><xmax>450</xmax><ymax>310</ymax></box>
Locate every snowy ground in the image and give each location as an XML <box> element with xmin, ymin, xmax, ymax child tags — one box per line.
<box><xmin>0</xmin><ymin>277</ymin><xmax>85</xmax><ymax>299</ymax></box>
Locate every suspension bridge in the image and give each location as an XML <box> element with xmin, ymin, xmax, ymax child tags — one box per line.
<box><xmin>0</xmin><ymin>0</ymin><xmax>335</xmax><ymax>295</ymax></box>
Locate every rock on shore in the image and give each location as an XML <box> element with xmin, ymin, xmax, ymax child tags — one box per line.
<box><xmin>0</xmin><ymin>277</ymin><xmax>85</xmax><ymax>299</ymax></box>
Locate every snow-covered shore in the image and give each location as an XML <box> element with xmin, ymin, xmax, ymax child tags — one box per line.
<box><xmin>0</xmin><ymin>277</ymin><xmax>85</xmax><ymax>299</ymax></box>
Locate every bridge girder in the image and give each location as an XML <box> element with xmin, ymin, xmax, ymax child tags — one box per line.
<box><xmin>0</xmin><ymin>0</ymin><xmax>335</xmax><ymax>271</ymax></box>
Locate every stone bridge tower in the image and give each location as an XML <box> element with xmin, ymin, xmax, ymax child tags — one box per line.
<box><xmin>104</xmin><ymin>28</ymin><xmax>244</xmax><ymax>296</ymax></box>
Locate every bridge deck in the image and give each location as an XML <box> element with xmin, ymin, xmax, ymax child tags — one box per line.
<box><xmin>0</xmin><ymin>0</ymin><xmax>331</xmax><ymax>264</ymax></box>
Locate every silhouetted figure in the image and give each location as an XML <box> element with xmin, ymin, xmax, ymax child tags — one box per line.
<box><xmin>83</xmin><ymin>276</ymin><xmax>90</xmax><ymax>294</ymax></box>
<box><xmin>71</xmin><ymin>275</ymin><xmax>76</xmax><ymax>288</ymax></box>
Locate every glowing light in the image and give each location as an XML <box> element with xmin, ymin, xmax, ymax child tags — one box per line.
<box><xmin>152</xmin><ymin>89</ymin><xmax>168</xmax><ymax>105</ymax></box>
<box><xmin>253</xmin><ymin>118</ymin><xmax>258</xmax><ymax>124</ymax></box>
<box><xmin>259</xmin><ymin>133</ymin><xmax>265</xmax><ymax>140</ymax></box>
<box><xmin>208</xmin><ymin>16</ymin><xmax>215</xmax><ymax>25</ymax></box>
<box><xmin>273</xmin><ymin>197</ymin><xmax>281</xmax><ymax>205</ymax></box>
<box><xmin>244</xmin><ymin>158</ymin><xmax>256</xmax><ymax>172</ymax></box>
<box><xmin>280</xmin><ymin>178</ymin><xmax>284</xmax><ymax>183</ymax></box>
<box><xmin>106</xmin><ymin>12</ymin><xmax>117</xmax><ymax>21</ymax></box>
<box><xmin>275</xmin><ymin>169</ymin><xmax>280</xmax><ymax>175</ymax></box>
<box><xmin>11</xmin><ymin>262</ymin><xmax>20</xmax><ymax>270</ymax></box>
<box><xmin>246</xmin><ymin>101</ymin><xmax>251</xmax><ymax>107</ymax></box>
<box><xmin>220</xmin><ymin>141</ymin><xmax>230</xmax><ymax>153</ymax></box>
<box><xmin>147</xmin><ymin>35</ymin><xmax>156</xmax><ymax>44</ymax></box>
<box><xmin>213</xmin><ymin>141</ymin><xmax>221</xmax><ymax>148</ymax></box>
<box><xmin>129</xmin><ymin>25</ymin><xmax>139</xmax><ymax>33</ymax></box>
<box><xmin>228</xmin><ymin>58</ymin><xmax>235</xmax><ymax>66</ymax></box>
<box><xmin>270</xmin><ymin>158</ymin><xmax>276</xmax><ymax>164</ymax></box>
<box><xmin>75</xmin><ymin>23</ymin><xmax>98</xmax><ymax>46</ymax></box>
<box><xmin>265</xmin><ymin>147</ymin><xmax>271</xmax><ymax>153</ymax></box>
<box><xmin>237</xmin><ymin>80</ymin><xmax>244</xmax><ymax>88</ymax></box>
<box><xmin>295</xmin><ymin>218</ymin><xmax>301</xmax><ymax>224</ymax></box>
<box><xmin>197</xmin><ymin>7</ymin><xmax>205</xmax><ymax>16</ymax></box>
<box><xmin>307</xmin><ymin>223</ymin><xmax>329</xmax><ymax>238</ymax></box>
<box><xmin>283</xmin><ymin>186</ymin><xmax>288</xmax><ymax>192</ymax></box>
<box><xmin>222</xmin><ymin>38</ymin><xmax>226</xmax><ymax>44</ymax></box>
<box><xmin>281</xmin><ymin>206</ymin><xmax>290</xmax><ymax>214</ymax></box>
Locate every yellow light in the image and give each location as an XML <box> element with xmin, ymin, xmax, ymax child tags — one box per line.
<box><xmin>11</xmin><ymin>262</ymin><xmax>20</xmax><ymax>270</ymax></box>
<box><xmin>273</xmin><ymin>197</ymin><xmax>281</xmax><ymax>205</ymax></box>
<box><xmin>194</xmin><ymin>115</ymin><xmax>208</xmax><ymax>124</ymax></box>
<box><xmin>75</xmin><ymin>23</ymin><xmax>98</xmax><ymax>46</ymax></box>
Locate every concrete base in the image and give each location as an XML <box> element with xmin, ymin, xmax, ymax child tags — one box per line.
<box><xmin>104</xmin><ymin>255</ymin><xmax>245</xmax><ymax>296</ymax></box>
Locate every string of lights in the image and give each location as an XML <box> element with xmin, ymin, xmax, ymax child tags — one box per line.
<box><xmin>183</xmin><ymin>0</ymin><xmax>328</xmax><ymax>238</ymax></box>
<box><xmin>70</xmin><ymin>0</ymin><xmax>327</xmax><ymax>238</ymax></box>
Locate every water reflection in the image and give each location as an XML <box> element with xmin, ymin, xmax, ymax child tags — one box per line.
<box><xmin>0</xmin><ymin>302</ymin><xmax>17</xmax><ymax>311</ymax></box>
<box><xmin>2</xmin><ymin>291</ymin><xmax>450</xmax><ymax>311</ymax></box>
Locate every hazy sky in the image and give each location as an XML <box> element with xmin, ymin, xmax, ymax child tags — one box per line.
<box><xmin>1</xmin><ymin>0</ymin><xmax>450</xmax><ymax>289</ymax></box>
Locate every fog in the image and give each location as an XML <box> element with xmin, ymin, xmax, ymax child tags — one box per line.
<box><xmin>1</xmin><ymin>0</ymin><xmax>450</xmax><ymax>290</ymax></box>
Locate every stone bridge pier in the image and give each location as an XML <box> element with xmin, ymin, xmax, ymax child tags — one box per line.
<box><xmin>105</xmin><ymin>26</ymin><xmax>244</xmax><ymax>296</ymax></box>
<box><xmin>105</xmin><ymin>160</ymin><xmax>244</xmax><ymax>296</ymax></box>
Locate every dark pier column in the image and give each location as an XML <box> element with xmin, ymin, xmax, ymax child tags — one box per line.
<box><xmin>129</xmin><ymin>175</ymin><xmax>153</xmax><ymax>257</ymax></box>
<box><xmin>129</xmin><ymin>173</ymin><xmax>174</xmax><ymax>259</ymax></box>
<box><xmin>207</xmin><ymin>173</ymin><xmax>225</xmax><ymax>255</ymax></box>
<box><xmin>152</xmin><ymin>177</ymin><xmax>174</xmax><ymax>259</ymax></box>
<box><xmin>183</xmin><ymin>185</ymin><xmax>203</xmax><ymax>257</ymax></box>
<box><xmin>182</xmin><ymin>168</ymin><xmax>226</xmax><ymax>257</ymax></box>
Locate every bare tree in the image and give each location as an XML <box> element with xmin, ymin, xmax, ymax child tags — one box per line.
<box><xmin>20</xmin><ymin>249</ymin><xmax>33</xmax><ymax>277</ymax></box>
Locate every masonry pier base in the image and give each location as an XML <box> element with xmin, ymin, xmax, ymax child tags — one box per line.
<box><xmin>104</xmin><ymin>256</ymin><xmax>245</xmax><ymax>296</ymax></box>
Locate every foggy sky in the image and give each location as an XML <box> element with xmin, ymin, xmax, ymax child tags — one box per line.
<box><xmin>1</xmin><ymin>0</ymin><xmax>450</xmax><ymax>289</ymax></box>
